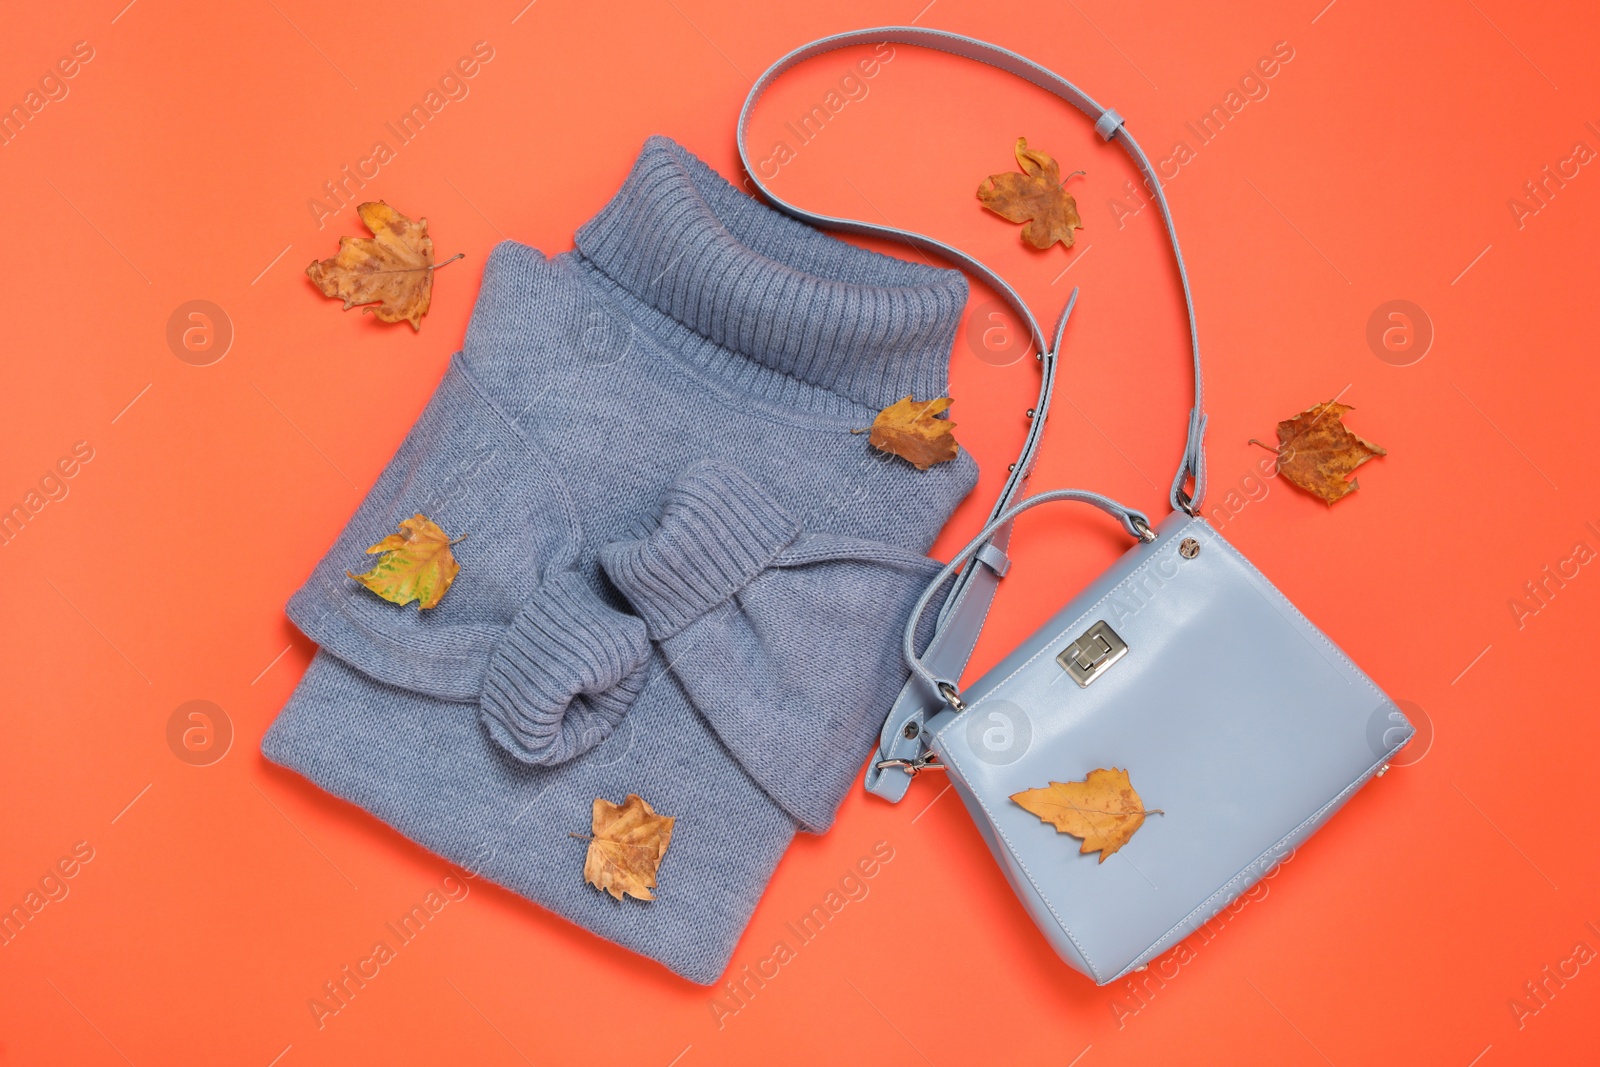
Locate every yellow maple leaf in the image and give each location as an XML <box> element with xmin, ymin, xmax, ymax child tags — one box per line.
<box><xmin>347</xmin><ymin>513</ymin><xmax>463</xmax><ymax>610</ymax></box>
<box><xmin>576</xmin><ymin>794</ymin><xmax>675</xmax><ymax>902</ymax></box>
<box><xmin>866</xmin><ymin>396</ymin><xmax>959</xmax><ymax>471</ymax></box>
<box><xmin>305</xmin><ymin>201</ymin><xmax>461</xmax><ymax>331</ymax></box>
<box><xmin>1011</xmin><ymin>767</ymin><xmax>1160</xmax><ymax>863</ymax></box>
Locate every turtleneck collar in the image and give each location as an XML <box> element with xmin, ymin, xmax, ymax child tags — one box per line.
<box><xmin>573</xmin><ymin>136</ymin><xmax>968</xmax><ymax>413</ymax></box>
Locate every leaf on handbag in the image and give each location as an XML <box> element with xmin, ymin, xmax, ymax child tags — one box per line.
<box><xmin>1256</xmin><ymin>400</ymin><xmax>1387</xmax><ymax>506</ymax></box>
<box><xmin>977</xmin><ymin>137</ymin><xmax>1084</xmax><ymax>250</ymax></box>
<box><xmin>574</xmin><ymin>794</ymin><xmax>676</xmax><ymax>902</ymax></box>
<box><xmin>347</xmin><ymin>513</ymin><xmax>464</xmax><ymax>610</ymax></box>
<box><xmin>866</xmin><ymin>396</ymin><xmax>959</xmax><ymax>470</ymax></box>
<box><xmin>1011</xmin><ymin>767</ymin><xmax>1160</xmax><ymax>863</ymax></box>
<box><xmin>305</xmin><ymin>201</ymin><xmax>462</xmax><ymax>331</ymax></box>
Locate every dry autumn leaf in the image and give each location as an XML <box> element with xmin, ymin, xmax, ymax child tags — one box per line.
<box><xmin>305</xmin><ymin>201</ymin><xmax>461</xmax><ymax>331</ymax></box>
<box><xmin>1011</xmin><ymin>767</ymin><xmax>1160</xmax><ymax>863</ymax></box>
<box><xmin>1255</xmin><ymin>401</ymin><xmax>1387</xmax><ymax>506</ymax></box>
<box><xmin>866</xmin><ymin>396</ymin><xmax>959</xmax><ymax>470</ymax></box>
<box><xmin>347</xmin><ymin>513</ymin><xmax>464</xmax><ymax>610</ymax></box>
<box><xmin>575</xmin><ymin>794</ymin><xmax>675</xmax><ymax>902</ymax></box>
<box><xmin>977</xmin><ymin>137</ymin><xmax>1084</xmax><ymax>250</ymax></box>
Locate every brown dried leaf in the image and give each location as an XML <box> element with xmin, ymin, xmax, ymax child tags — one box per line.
<box><xmin>347</xmin><ymin>513</ymin><xmax>463</xmax><ymax>610</ymax></box>
<box><xmin>977</xmin><ymin>137</ymin><xmax>1083</xmax><ymax>250</ymax></box>
<box><xmin>867</xmin><ymin>396</ymin><xmax>959</xmax><ymax>471</ymax></box>
<box><xmin>1270</xmin><ymin>401</ymin><xmax>1387</xmax><ymax>505</ymax></box>
<box><xmin>579</xmin><ymin>794</ymin><xmax>675</xmax><ymax>902</ymax></box>
<box><xmin>305</xmin><ymin>201</ymin><xmax>458</xmax><ymax>331</ymax></box>
<box><xmin>1011</xmin><ymin>767</ymin><xmax>1160</xmax><ymax>863</ymax></box>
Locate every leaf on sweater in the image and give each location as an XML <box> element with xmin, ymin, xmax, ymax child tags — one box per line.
<box><xmin>867</xmin><ymin>396</ymin><xmax>959</xmax><ymax>470</ymax></box>
<box><xmin>347</xmin><ymin>513</ymin><xmax>464</xmax><ymax>610</ymax></box>
<box><xmin>576</xmin><ymin>794</ymin><xmax>675</xmax><ymax>902</ymax></box>
<box><xmin>1011</xmin><ymin>767</ymin><xmax>1161</xmax><ymax>863</ymax></box>
<box><xmin>977</xmin><ymin>137</ymin><xmax>1083</xmax><ymax>250</ymax></box>
<box><xmin>1255</xmin><ymin>400</ymin><xmax>1387</xmax><ymax>505</ymax></box>
<box><xmin>305</xmin><ymin>202</ymin><xmax>462</xmax><ymax>331</ymax></box>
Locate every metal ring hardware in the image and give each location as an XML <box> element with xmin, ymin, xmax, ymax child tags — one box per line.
<box><xmin>936</xmin><ymin>681</ymin><xmax>968</xmax><ymax>712</ymax></box>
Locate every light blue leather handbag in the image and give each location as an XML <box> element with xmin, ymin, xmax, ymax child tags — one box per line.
<box><xmin>740</xmin><ymin>29</ymin><xmax>1414</xmax><ymax>985</ymax></box>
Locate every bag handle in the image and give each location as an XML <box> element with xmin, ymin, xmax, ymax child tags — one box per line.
<box><xmin>899</xmin><ymin>491</ymin><xmax>1154</xmax><ymax>705</ymax></box>
<box><xmin>736</xmin><ymin>28</ymin><xmax>1207</xmax><ymax>799</ymax></box>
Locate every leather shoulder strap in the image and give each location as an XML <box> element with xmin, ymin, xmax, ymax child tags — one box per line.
<box><xmin>735</xmin><ymin>27</ymin><xmax>1208</xmax><ymax>801</ymax></box>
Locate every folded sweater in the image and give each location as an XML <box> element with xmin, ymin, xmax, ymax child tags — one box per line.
<box><xmin>262</xmin><ymin>135</ymin><xmax>978</xmax><ymax>983</ymax></box>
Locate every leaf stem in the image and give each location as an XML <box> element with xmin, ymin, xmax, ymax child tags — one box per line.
<box><xmin>1247</xmin><ymin>438</ymin><xmax>1281</xmax><ymax>455</ymax></box>
<box><xmin>355</xmin><ymin>253</ymin><xmax>466</xmax><ymax>276</ymax></box>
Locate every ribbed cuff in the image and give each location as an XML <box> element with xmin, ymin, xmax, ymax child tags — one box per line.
<box><xmin>479</xmin><ymin>570</ymin><xmax>650</xmax><ymax>766</ymax></box>
<box><xmin>600</xmin><ymin>461</ymin><xmax>800</xmax><ymax>639</ymax></box>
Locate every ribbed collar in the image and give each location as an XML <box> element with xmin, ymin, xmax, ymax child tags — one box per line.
<box><xmin>574</xmin><ymin>136</ymin><xmax>968</xmax><ymax>412</ymax></box>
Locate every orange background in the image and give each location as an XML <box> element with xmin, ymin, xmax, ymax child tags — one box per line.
<box><xmin>3</xmin><ymin>1</ymin><xmax>1598</xmax><ymax>1064</ymax></box>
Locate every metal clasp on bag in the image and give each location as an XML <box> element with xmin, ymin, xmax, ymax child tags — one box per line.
<box><xmin>874</xmin><ymin>753</ymin><xmax>946</xmax><ymax>776</ymax></box>
<box><xmin>1056</xmin><ymin>620</ymin><xmax>1128</xmax><ymax>687</ymax></box>
<box><xmin>875</xmin><ymin>681</ymin><xmax>966</xmax><ymax>778</ymax></box>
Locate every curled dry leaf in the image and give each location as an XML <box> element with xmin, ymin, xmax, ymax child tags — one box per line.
<box><xmin>977</xmin><ymin>137</ymin><xmax>1084</xmax><ymax>250</ymax></box>
<box><xmin>305</xmin><ymin>201</ymin><xmax>460</xmax><ymax>331</ymax></box>
<box><xmin>1261</xmin><ymin>400</ymin><xmax>1387</xmax><ymax>506</ymax></box>
<box><xmin>577</xmin><ymin>794</ymin><xmax>675</xmax><ymax>902</ymax></box>
<box><xmin>1011</xmin><ymin>767</ymin><xmax>1160</xmax><ymax>863</ymax></box>
<box><xmin>347</xmin><ymin>513</ymin><xmax>463</xmax><ymax>610</ymax></box>
<box><xmin>867</xmin><ymin>396</ymin><xmax>959</xmax><ymax>471</ymax></box>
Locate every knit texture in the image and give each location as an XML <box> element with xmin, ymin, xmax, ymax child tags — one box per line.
<box><xmin>599</xmin><ymin>461</ymin><xmax>802</xmax><ymax>639</ymax></box>
<box><xmin>480</xmin><ymin>569</ymin><xmax>651</xmax><ymax>766</ymax></box>
<box><xmin>262</xmin><ymin>136</ymin><xmax>977</xmax><ymax>984</ymax></box>
<box><xmin>602</xmin><ymin>458</ymin><xmax>946</xmax><ymax>828</ymax></box>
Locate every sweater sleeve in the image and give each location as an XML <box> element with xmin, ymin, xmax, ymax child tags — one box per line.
<box><xmin>598</xmin><ymin>459</ymin><xmax>943</xmax><ymax>832</ymax></box>
<box><xmin>478</xmin><ymin>569</ymin><xmax>651</xmax><ymax>765</ymax></box>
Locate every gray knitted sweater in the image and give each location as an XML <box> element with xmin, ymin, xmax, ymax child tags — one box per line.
<box><xmin>263</xmin><ymin>136</ymin><xmax>977</xmax><ymax>983</ymax></box>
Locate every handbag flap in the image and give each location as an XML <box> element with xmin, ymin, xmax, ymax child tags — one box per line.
<box><xmin>929</xmin><ymin>514</ymin><xmax>1411</xmax><ymax>982</ymax></box>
